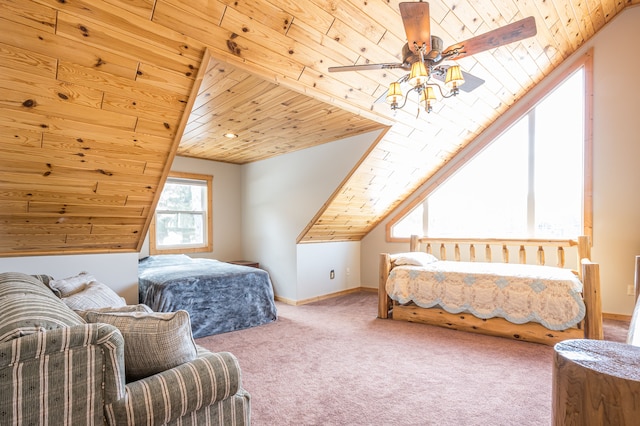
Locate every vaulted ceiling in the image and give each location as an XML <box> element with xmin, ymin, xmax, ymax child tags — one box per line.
<box><xmin>0</xmin><ymin>0</ymin><xmax>637</xmax><ymax>256</ymax></box>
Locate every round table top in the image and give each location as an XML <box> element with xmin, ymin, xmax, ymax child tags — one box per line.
<box><xmin>554</xmin><ymin>339</ymin><xmax>640</xmax><ymax>381</ymax></box>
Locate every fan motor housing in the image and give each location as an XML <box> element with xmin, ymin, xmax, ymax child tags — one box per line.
<box><xmin>402</xmin><ymin>35</ymin><xmax>443</xmax><ymax>65</ymax></box>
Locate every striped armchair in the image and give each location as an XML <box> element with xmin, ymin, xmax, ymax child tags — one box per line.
<box><xmin>0</xmin><ymin>272</ymin><xmax>250</xmax><ymax>425</ymax></box>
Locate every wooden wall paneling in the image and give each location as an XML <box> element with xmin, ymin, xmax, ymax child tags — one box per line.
<box><xmin>326</xmin><ymin>18</ymin><xmax>400</xmax><ymax>67</ymax></box>
<box><xmin>0</xmin><ymin>67</ymin><xmax>104</xmax><ymax>109</ymax></box>
<box><xmin>0</xmin><ymin>126</ymin><xmax>42</xmax><ymax>148</ymax></box>
<box><xmin>100</xmin><ymin>0</ymin><xmax>155</xmax><ymax>19</ymax></box>
<box><xmin>0</xmin><ymin>42</ymin><xmax>57</xmax><ymax>78</ymax></box>
<box><xmin>467</xmin><ymin>0</ymin><xmax>510</xmax><ymax>27</ymax></box>
<box><xmin>0</xmin><ymin>222</ymin><xmax>93</xmax><ymax>236</ymax></box>
<box><xmin>156</xmin><ymin>0</ymin><xmax>226</xmax><ymax>27</ymax></box>
<box><xmin>572</xmin><ymin>0</ymin><xmax>597</xmax><ymax>40</ymax></box>
<box><xmin>151</xmin><ymin>1</ymin><xmax>305</xmax><ymax>81</ymax></box>
<box><xmin>320</xmin><ymin>0</ymin><xmax>388</xmax><ymax>45</ymax></box>
<box><xmin>0</xmin><ymin>0</ymin><xmax>56</xmax><ymax>32</ymax></box>
<box><xmin>265</xmin><ymin>0</ymin><xmax>335</xmax><ymax>35</ymax></box>
<box><xmin>219</xmin><ymin>7</ymin><xmax>334</xmax><ymax>78</ymax></box>
<box><xmin>55</xmin><ymin>62</ymin><xmax>188</xmax><ymax>120</ymax></box>
<box><xmin>585</xmin><ymin>1</ymin><xmax>607</xmax><ymax>30</ymax></box>
<box><xmin>0</xmin><ymin>18</ymin><xmax>140</xmax><ymax>80</ymax></box>
<box><xmin>0</xmin><ymin>144</ymin><xmax>147</xmax><ymax>178</ymax></box>
<box><xmin>36</xmin><ymin>0</ymin><xmax>206</xmax><ymax>62</ymax></box>
<box><xmin>0</xmin><ymin>87</ymin><xmax>138</xmax><ymax>132</ymax></box>
<box><xmin>41</xmin><ymin>133</ymin><xmax>172</xmax><ymax>163</ymax></box>
<box><xmin>136</xmin><ymin>62</ymin><xmax>195</xmax><ymax>94</ymax></box>
<box><xmin>101</xmin><ymin>93</ymin><xmax>183</xmax><ymax>123</ymax></box>
<box><xmin>218</xmin><ymin>0</ymin><xmax>294</xmax><ymax>35</ymax></box>
<box><xmin>54</xmin><ymin>12</ymin><xmax>197</xmax><ymax>77</ymax></box>
<box><xmin>297</xmin><ymin>68</ymin><xmax>378</xmax><ymax>108</ymax></box>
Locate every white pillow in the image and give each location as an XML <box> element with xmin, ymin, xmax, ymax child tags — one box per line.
<box><xmin>49</xmin><ymin>271</ymin><xmax>93</xmax><ymax>297</ymax></box>
<box><xmin>61</xmin><ymin>280</ymin><xmax>126</xmax><ymax>311</ymax></box>
<box><xmin>391</xmin><ymin>252</ymin><xmax>438</xmax><ymax>266</ymax></box>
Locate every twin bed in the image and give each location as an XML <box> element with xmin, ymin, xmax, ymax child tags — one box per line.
<box><xmin>379</xmin><ymin>235</ymin><xmax>603</xmax><ymax>345</ymax></box>
<box><xmin>138</xmin><ymin>255</ymin><xmax>277</xmax><ymax>338</ymax></box>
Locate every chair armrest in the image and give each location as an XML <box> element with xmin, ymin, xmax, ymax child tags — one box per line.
<box><xmin>105</xmin><ymin>350</ymin><xmax>243</xmax><ymax>426</ymax></box>
<box><xmin>0</xmin><ymin>323</ymin><xmax>126</xmax><ymax>424</ymax></box>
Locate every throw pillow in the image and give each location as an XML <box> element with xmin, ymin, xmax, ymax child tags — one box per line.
<box><xmin>84</xmin><ymin>310</ymin><xmax>197</xmax><ymax>382</ymax></box>
<box><xmin>62</xmin><ymin>280</ymin><xmax>126</xmax><ymax>311</ymax></box>
<box><xmin>49</xmin><ymin>271</ymin><xmax>94</xmax><ymax>298</ymax></box>
<box><xmin>75</xmin><ymin>304</ymin><xmax>153</xmax><ymax>321</ymax></box>
<box><xmin>391</xmin><ymin>252</ymin><xmax>439</xmax><ymax>266</ymax></box>
<box><xmin>0</xmin><ymin>272</ymin><xmax>85</xmax><ymax>343</ymax></box>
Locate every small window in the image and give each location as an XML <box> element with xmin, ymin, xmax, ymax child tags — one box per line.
<box><xmin>150</xmin><ymin>172</ymin><xmax>212</xmax><ymax>254</ymax></box>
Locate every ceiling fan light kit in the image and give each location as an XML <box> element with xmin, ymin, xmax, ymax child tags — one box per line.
<box><xmin>328</xmin><ymin>1</ymin><xmax>537</xmax><ymax>118</ymax></box>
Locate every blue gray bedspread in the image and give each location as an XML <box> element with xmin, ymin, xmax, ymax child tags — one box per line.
<box><xmin>138</xmin><ymin>255</ymin><xmax>277</xmax><ymax>338</ymax></box>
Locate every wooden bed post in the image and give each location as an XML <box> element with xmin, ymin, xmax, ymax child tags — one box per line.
<box><xmin>635</xmin><ymin>255</ymin><xmax>640</xmax><ymax>305</ymax></box>
<box><xmin>577</xmin><ymin>236</ymin><xmax>591</xmax><ymax>270</ymax></box>
<box><xmin>378</xmin><ymin>253</ymin><xmax>391</xmax><ymax>319</ymax></box>
<box><xmin>581</xmin><ymin>260</ymin><xmax>603</xmax><ymax>340</ymax></box>
<box><xmin>410</xmin><ymin>235</ymin><xmax>419</xmax><ymax>252</ymax></box>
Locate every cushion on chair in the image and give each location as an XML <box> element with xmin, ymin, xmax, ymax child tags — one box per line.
<box><xmin>0</xmin><ymin>272</ymin><xmax>85</xmax><ymax>343</ymax></box>
<box><xmin>75</xmin><ymin>304</ymin><xmax>153</xmax><ymax>321</ymax></box>
<box><xmin>84</xmin><ymin>310</ymin><xmax>197</xmax><ymax>382</ymax></box>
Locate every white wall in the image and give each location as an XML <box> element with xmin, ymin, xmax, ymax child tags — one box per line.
<box><xmin>361</xmin><ymin>6</ymin><xmax>640</xmax><ymax>316</ymax></box>
<box><xmin>296</xmin><ymin>241</ymin><xmax>361</xmax><ymax>301</ymax></box>
<box><xmin>242</xmin><ymin>130</ymin><xmax>381</xmax><ymax>301</ymax></box>
<box><xmin>0</xmin><ymin>253</ymin><xmax>139</xmax><ymax>303</ymax></box>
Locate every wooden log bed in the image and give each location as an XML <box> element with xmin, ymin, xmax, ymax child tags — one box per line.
<box><xmin>379</xmin><ymin>236</ymin><xmax>603</xmax><ymax>345</ymax></box>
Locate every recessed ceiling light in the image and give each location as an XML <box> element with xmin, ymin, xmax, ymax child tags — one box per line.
<box><xmin>224</xmin><ymin>132</ymin><xmax>238</xmax><ymax>139</ymax></box>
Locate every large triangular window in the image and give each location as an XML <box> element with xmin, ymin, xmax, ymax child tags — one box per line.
<box><xmin>390</xmin><ymin>52</ymin><xmax>592</xmax><ymax>240</ymax></box>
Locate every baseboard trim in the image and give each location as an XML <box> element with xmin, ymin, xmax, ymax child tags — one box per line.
<box><xmin>275</xmin><ymin>286</ymin><xmax>376</xmax><ymax>306</ymax></box>
<box><xmin>603</xmin><ymin>312</ymin><xmax>632</xmax><ymax>322</ymax></box>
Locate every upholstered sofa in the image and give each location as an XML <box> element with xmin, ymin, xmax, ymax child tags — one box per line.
<box><xmin>0</xmin><ymin>272</ymin><xmax>251</xmax><ymax>425</ymax></box>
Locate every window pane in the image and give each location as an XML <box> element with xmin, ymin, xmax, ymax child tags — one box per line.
<box><xmin>157</xmin><ymin>182</ymin><xmax>205</xmax><ymax>212</ymax></box>
<box><xmin>156</xmin><ymin>213</ymin><xmax>204</xmax><ymax>246</ymax></box>
<box><xmin>391</xmin><ymin>66</ymin><xmax>585</xmax><ymax>240</ymax></box>
<box><xmin>391</xmin><ymin>204</ymin><xmax>424</xmax><ymax>238</ymax></box>
<box><xmin>534</xmin><ymin>69</ymin><xmax>584</xmax><ymax>238</ymax></box>
<box><xmin>427</xmin><ymin>119</ymin><xmax>528</xmax><ymax>238</ymax></box>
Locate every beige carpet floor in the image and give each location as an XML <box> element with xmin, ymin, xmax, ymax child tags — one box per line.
<box><xmin>196</xmin><ymin>291</ymin><xmax>629</xmax><ymax>426</ymax></box>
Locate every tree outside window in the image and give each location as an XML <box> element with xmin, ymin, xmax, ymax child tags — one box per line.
<box><xmin>150</xmin><ymin>172</ymin><xmax>212</xmax><ymax>254</ymax></box>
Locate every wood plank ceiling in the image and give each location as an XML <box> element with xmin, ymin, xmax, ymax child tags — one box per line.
<box><xmin>0</xmin><ymin>0</ymin><xmax>637</xmax><ymax>256</ymax></box>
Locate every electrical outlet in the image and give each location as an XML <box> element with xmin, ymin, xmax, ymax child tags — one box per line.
<box><xmin>330</xmin><ymin>270</ymin><xmax>335</xmax><ymax>279</ymax></box>
<box><xmin>628</xmin><ymin>285</ymin><xmax>635</xmax><ymax>296</ymax></box>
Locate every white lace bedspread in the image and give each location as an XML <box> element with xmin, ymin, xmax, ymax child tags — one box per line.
<box><xmin>386</xmin><ymin>261</ymin><xmax>586</xmax><ymax>330</ymax></box>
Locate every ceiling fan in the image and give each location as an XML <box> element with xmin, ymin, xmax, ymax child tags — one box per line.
<box><xmin>328</xmin><ymin>2</ymin><xmax>537</xmax><ymax>113</ymax></box>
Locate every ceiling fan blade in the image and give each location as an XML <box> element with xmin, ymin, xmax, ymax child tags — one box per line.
<box><xmin>328</xmin><ymin>63</ymin><xmax>407</xmax><ymax>72</ymax></box>
<box><xmin>399</xmin><ymin>2</ymin><xmax>431</xmax><ymax>53</ymax></box>
<box><xmin>432</xmin><ymin>66</ymin><xmax>485</xmax><ymax>93</ymax></box>
<box><xmin>442</xmin><ymin>16</ymin><xmax>537</xmax><ymax>60</ymax></box>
